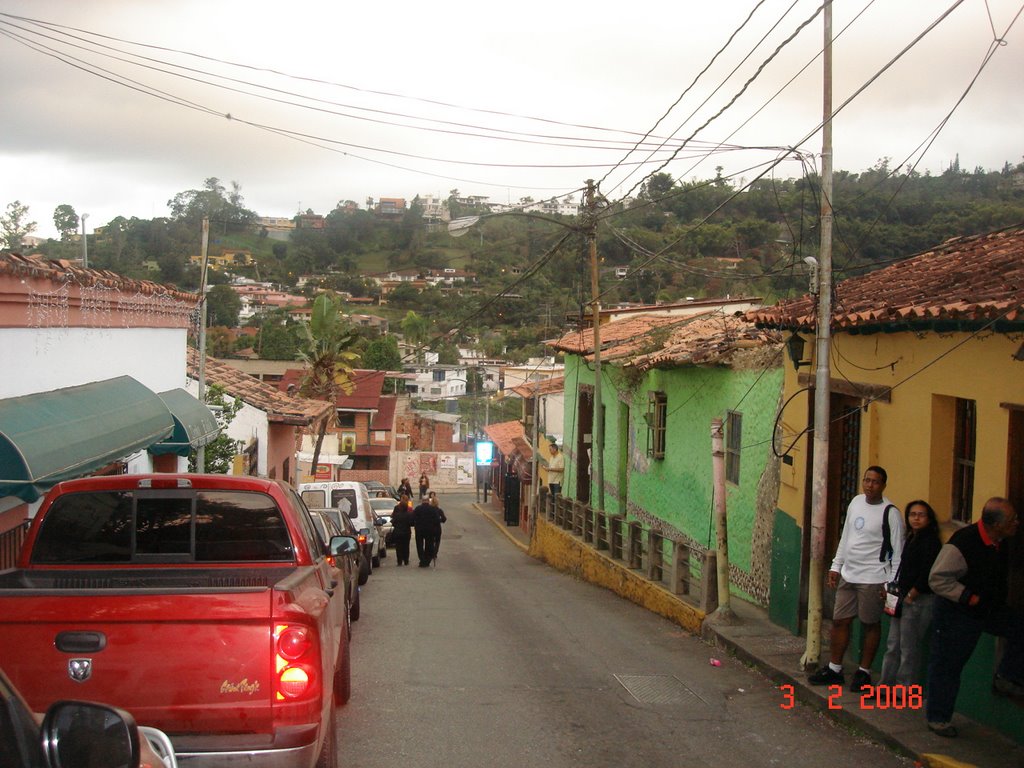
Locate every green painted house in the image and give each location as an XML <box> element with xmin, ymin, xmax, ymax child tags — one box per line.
<box><xmin>547</xmin><ymin>309</ymin><xmax>784</xmax><ymax>605</ymax></box>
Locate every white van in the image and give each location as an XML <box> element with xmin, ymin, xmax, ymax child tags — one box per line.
<box><xmin>298</xmin><ymin>481</ymin><xmax>385</xmax><ymax>569</ymax></box>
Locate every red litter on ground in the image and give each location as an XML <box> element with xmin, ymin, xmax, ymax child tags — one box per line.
<box><xmin>709</xmin><ymin>658</ymin><xmax>722</xmax><ymax>667</ymax></box>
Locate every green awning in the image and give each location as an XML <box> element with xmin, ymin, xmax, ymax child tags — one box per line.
<box><xmin>0</xmin><ymin>376</ymin><xmax>174</xmax><ymax>503</ymax></box>
<box><xmin>150</xmin><ymin>389</ymin><xmax>220</xmax><ymax>456</ymax></box>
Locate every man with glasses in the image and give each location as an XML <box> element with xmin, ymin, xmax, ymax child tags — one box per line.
<box><xmin>809</xmin><ymin>466</ymin><xmax>902</xmax><ymax>694</ymax></box>
<box><xmin>925</xmin><ymin>497</ymin><xmax>1023</xmax><ymax>737</ymax></box>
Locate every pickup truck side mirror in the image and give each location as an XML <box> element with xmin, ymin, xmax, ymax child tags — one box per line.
<box><xmin>41</xmin><ymin>701</ymin><xmax>140</xmax><ymax>768</ymax></box>
<box><xmin>329</xmin><ymin>535</ymin><xmax>359</xmax><ymax>557</ymax></box>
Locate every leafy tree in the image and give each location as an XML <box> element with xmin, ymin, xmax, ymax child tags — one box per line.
<box><xmin>400</xmin><ymin>310</ymin><xmax>430</xmax><ymax>359</ymax></box>
<box><xmin>258</xmin><ymin>322</ymin><xmax>300</xmax><ymax>360</ymax></box>
<box><xmin>298</xmin><ymin>294</ymin><xmax>361</xmax><ymax>470</ymax></box>
<box><xmin>168</xmin><ymin>177</ymin><xmax>255</xmax><ymax>234</ymax></box>
<box><xmin>53</xmin><ymin>204</ymin><xmax>79</xmax><ymax>241</ymax></box>
<box><xmin>206</xmin><ymin>284</ymin><xmax>242</xmax><ymax>328</ymax></box>
<box><xmin>362</xmin><ymin>334</ymin><xmax>402</xmax><ymax>371</ymax></box>
<box><xmin>1</xmin><ymin>201</ymin><xmax>37</xmax><ymax>250</ymax></box>
<box><xmin>189</xmin><ymin>384</ymin><xmax>242</xmax><ymax>474</ymax></box>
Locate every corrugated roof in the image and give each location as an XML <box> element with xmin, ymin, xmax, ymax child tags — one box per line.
<box><xmin>187</xmin><ymin>349</ymin><xmax>331</xmax><ymax>426</ymax></box>
<box><xmin>746</xmin><ymin>227</ymin><xmax>1024</xmax><ymax>332</ymax></box>
<box><xmin>509</xmin><ymin>376</ymin><xmax>566</xmax><ymax>398</ymax></box>
<box><xmin>483</xmin><ymin>420</ymin><xmax>526</xmax><ymax>458</ymax></box>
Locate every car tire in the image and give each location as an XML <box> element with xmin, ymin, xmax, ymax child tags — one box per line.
<box><xmin>357</xmin><ymin>556</ymin><xmax>370</xmax><ymax>586</ymax></box>
<box><xmin>334</xmin><ymin>636</ymin><xmax>352</xmax><ymax>706</ymax></box>
<box><xmin>371</xmin><ymin>550</ymin><xmax>381</xmax><ymax>568</ymax></box>
<box><xmin>350</xmin><ymin>589</ymin><xmax>360</xmax><ymax>622</ymax></box>
<box><xmin>316</xmin><ymin>702</ymin><xmax>338</xmax><ymax>768</ymax></box>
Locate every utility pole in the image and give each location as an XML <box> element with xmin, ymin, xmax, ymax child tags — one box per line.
<box><xmin>80</xmin><ymin>213</ymin><xmax>89</xmax><ymax>269</ymax></box>
<box><xmin>802</xmin><ymin>1</ymin><xmax>835</xmax><ymax>670</ymax></box>
<box><xmin>711</xmin><ymin>418</ymin><xmax>732</xmax><ymax>616</ymax></box>
<box><xmin>585</xmin><ymin>179</ymin><xmax>604</xmax><ymax>512</ymax></box>
<box><xmin>196</xmin><ymin>217</ymin><xmax>210</xmax><ymax>473</ymax></box>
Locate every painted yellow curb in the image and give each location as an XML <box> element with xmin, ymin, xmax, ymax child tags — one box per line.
<box><xmin>918</xmin><ymin>754</ymin><xmax>978</xmax><ymax>768</ymax></box>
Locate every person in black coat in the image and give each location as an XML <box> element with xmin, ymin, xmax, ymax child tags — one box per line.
<box><xmin>412</xmin><ymin>495</ymin><xmax>446</xmax><ymax>567</ymax></box>
<box><xmin>390</xmin><ymin>494</ymin><xmax>414</xmax><ymax>566</ymax></box>
<box><xmin>880</xmin><ymin>500</ymin><xmax>942</xmax><ymax>687</ymax></box>
<box><xmin>397</xmin><ymin>478</ymin><xmax>413</xmax><ymax>499</ymax></box>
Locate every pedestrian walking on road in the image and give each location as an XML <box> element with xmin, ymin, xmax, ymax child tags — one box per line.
<box><xmin>412</xmin><ymin>494</ymin><xmax>444</xmax><ymax>567</ymax></box>
<box><xmin>418</xmin><ymin>473</ymin><xmax>430</xmax><ymax>500</ymax></box>
<box><xmin>925</xmin><ymin>497</ymin><xmax>1024</xmax><ymax>738</ymax></box>
<box><xmin>390</xmin><ymin>494</ymin><xmax>414</xmax><ymax>566</ymax></box>
<box><xmin>398</xmin><ymin>478</ymin><xmax>413</xmax><ymax>498</ymax></box>
<box><xmin>808</xmin><ymin>466</ymin><xmax>903</xmax><ymax>694</ymax></box>
<box><xmin>879</xmin><ymin>500</ymin><xmax>942</xmax><ymax>690</ymax></box>
<box><xmin>427</xmin><ymin>491</ymin><xmax>447</xmax><ymax>559</ymax></box>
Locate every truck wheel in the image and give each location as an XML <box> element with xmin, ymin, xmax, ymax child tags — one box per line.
<box><xmin>316</xmin><ymin>703</ymin><xmax>338</xmax><ymax>768</ymax></box>
<box><xmin>334</xmin><ymin>641</ymin><xmax>352</xmax><ymax>706</ymax></box>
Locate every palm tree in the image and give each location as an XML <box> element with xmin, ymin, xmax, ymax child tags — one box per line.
<box><xmin>298</xmin><ymin>294</ymin><xmax>360</xmax><ymax>471</ymax></box>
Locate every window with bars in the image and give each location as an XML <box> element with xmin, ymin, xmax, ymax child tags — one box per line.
<box><xmin>725</xmin><ymin>410</ymin><xmax>742</xmax><ymax>485</ymax></box>
<box><xmin>951</xmin><ymin>398</ymin><xmax>976</xmax><ymax>523</ymax></box>
<box><xmin>646</xmin><ymin>391</ymin><xmax>667</xmax><ymax>459</ymax></box>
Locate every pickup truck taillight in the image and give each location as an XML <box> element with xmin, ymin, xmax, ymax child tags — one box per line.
<box><xmin>274</xmin><ymin>624</ymin><xmax>317</xmax><ymax>701</ymax></box>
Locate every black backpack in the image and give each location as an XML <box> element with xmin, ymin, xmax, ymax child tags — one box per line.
<box><xmin>878</xmin><ymin>504</ymin><xmax>898</xmax><ymax>563</ymax></box>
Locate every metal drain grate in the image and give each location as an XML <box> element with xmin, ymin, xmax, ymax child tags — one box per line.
<box><xmin>613</xmin><ymin>674</ymin><xmax>708</xmax><ymax>705</ymax></box>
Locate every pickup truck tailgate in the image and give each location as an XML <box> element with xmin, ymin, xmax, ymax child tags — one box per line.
<box><xmin>0</xmin><ymin>581</ymin><xmax>279</xmax><ymax>734</ymax></box>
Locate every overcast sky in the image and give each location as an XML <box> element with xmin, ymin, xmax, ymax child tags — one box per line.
<box><xmin>1</xmin><ymin>0</ymin><xmax>1021</xmax><ymax>239</ymax></box>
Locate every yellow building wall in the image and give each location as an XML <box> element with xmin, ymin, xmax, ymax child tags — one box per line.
<box><xmin>775</xmin><ymin>329</ymin><xmax>1022</xmax><ymax>526</ymax></box>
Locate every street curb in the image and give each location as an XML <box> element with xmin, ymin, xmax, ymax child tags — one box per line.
<box><xmin>474</xmin><ymin>504</ymin><xmax>529</xmax><ymax>552</ymax></box>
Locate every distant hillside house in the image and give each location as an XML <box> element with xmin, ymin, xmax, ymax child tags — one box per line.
<box><xmin>295</xmin><ymin>213</ymin><xmax>325</xmax><ymax>229</ymax></box>
<box><xmin>257</xmin><ymin>216</ymin><xmax>296</xmax><ymax>231</ymax></box>
<box><xmin>376</xmin><ymin>198</ymin><xmax>407</xmax><ymax>217</ymax></box>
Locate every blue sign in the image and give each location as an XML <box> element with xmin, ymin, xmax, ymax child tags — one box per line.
<box><xmin>475</xmin><ymin>441</ymin><xmax>495</xmax><ymax>466</ymax></box>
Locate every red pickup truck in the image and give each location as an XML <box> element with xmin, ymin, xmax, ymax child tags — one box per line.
<box><xmin>0</xmin><ymin>473</ymin><xmax>357</xmax><ymax>768</ymax></box>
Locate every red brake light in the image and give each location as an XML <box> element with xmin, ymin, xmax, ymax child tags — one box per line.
<box><xmin>357</xmin><ymin>533</ymin><xmax>367</xmax><ymax>545</ymax></box>
<box><xmin>274</xmin><ymin>624</ymin><xmax>318</xmax><ymax>702</ymax></box>
<box><xmin>277</xmin><ymin>627</ymin><xmax>312</xmax><ymax>660</ymax></box>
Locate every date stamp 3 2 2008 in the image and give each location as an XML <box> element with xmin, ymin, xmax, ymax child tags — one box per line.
<box><xmin>779</xmin><ymin>684</ymin><xmax>924</xmax><ymax>710</ymax></box>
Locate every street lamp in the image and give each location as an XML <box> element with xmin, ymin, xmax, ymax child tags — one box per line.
<box><xmin>80</xmin><ymin>213</ymin><xmax>89</xmax><ymax>269</ymax></box>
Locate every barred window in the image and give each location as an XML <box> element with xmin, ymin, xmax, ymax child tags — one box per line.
<box><xmin>725</xmin><ymin>410</ymin><xmax>742</xmax><ymax>485</ymax></box>
<box><xmin>646</xmin><ymin>392</ymin><xmax>667</xmax><ymax>459</ymax></box>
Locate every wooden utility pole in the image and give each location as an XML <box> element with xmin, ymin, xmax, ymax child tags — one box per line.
<box><xmin>585</xmin><ymin>180</ymin><xmax>604</xmax><ymax>512</ymax></box>
<box><xmin>802</xmin><ymin>1</ymin><xmax>835</xmax><ymax>670</ymax></box>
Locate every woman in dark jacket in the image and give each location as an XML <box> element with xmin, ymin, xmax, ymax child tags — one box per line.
<box><xmin>412</xmin><ymin>494</ymin><xmax>445</xmax><ymax>567</ymax></box>
<box><xmin>397</xmin><ymin>478</ymin><xmax>413</xmax><ymax>499</ymax></box>
<box><xmin>418</xmin><ymin>474</ymin><xmax>430</xmax><ymax>500</ymax></box>
<box><xmin>880</xmin><ymin>499</ymin><xmax>943</xmax><ymax>687</ymax></box>
<box><xmin>390</xmin><ymin>494</ymin><xmax>414</xmax><ymax>566</ymax></box>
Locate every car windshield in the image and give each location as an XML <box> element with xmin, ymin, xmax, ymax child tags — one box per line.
<box><xmin>369</xmin><ymin>498</ymin><xmax>395</xmax><ymax>513</ymax></box>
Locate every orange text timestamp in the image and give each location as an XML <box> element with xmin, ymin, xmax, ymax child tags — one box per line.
<box><xmin>780</xmin><ymin>684</ymin><xmax>924</xmax><ymax>710</ymax></box>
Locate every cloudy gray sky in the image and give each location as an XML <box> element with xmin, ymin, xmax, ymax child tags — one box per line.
<box><xmin>1</xmin><ymin>0</ymin><xmax>1021</xmax><ymax>238</ymax></box>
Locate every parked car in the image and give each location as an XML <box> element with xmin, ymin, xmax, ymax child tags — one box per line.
<box><xmin>364</xmin><ymin>481</ymin><xmax>399</xmax><ymax>500</ymax></box>
<box><xmin>369</xmin><ymin>496</ymin><xmax>400</xmax><ymax>543</ymax></box>
<box><xmin>299</xmin><ymin>481</ymin><xmax>384</xmax><ymax>568</ymax></box>
<box><xmin>0</xmin><ymin>474</ymin><xmax>356</xmax><ymax>768</ymax></box>
<box><xmin>1</xmin><ymin>666</ymin><xmax>178</xmax><ymax>768</ymax></box>
<box><xmin>316</xmin><ymin>506</ymin><xmax>372</xmax><ymax>586</ymax></box>
<box><xmin>308</xmin><ymin>508</ymin><xmax>361</xmax><ymax>622</ymax></box>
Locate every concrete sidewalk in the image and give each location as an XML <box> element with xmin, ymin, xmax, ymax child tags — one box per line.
<box><xmin>475</xmin><ymin>502</ymin><xmax>1023</xmax><ymax>768</ymax></box>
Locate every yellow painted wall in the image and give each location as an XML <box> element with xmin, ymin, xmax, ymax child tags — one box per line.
<box><xmin>776</xmin><ymin>330</ymin><xmax>1023</xmax><ymax>526</ymax></box>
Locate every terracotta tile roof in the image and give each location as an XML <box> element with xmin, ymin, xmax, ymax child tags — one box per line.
<box><xmin>279</xmin><ymin>368</ymin><xmax>385</xmax><ymax>410</ymax></box>
<box><xmin>508</xmin><ymin>376</ymin><xmax>565</xmax><ymax>398</ymax></box>
<box><xmin>187</xmin><ymin>349</ymin><xmax>332</xmax><ymax>426</ymax></box>
<box><xmin>0</xmin><ymin>253</ymin><xmax>199</xmax><ymax>305</ymax></box>
<box><xmin>746</xmin><ymin>227</ymin><xmax>1024</xmax><ymax>332</ymax></box>
<box><xmin>483</xmin><ymin>420</ymin><xmax>526</xmax><ymax>458</ymax></box>
<box><xmin>548</xmin><ymin>311</ymin><xmax>780</xmax><ymax>370</ymax></box>
<box><xmin>547</xmin><ymin>314</ymin><xmax>683</xmax><ymax>355</ymax></box>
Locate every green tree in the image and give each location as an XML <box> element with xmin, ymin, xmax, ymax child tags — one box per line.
<box><xmin>1</xmin><ymin>201</ymin><xmax>37</xmax><ymax>250</ymax></box>
<box><xmin>362</xmin><ymin>334</ymin><xmax>402</xmax><ymax>371</ymax></box>
<box><xmin>206</xmin><ymin>284</ymin><xmax>242</xmax><ymax>328</ymax></box>
<box><xmin>189</xmin><ymin>384</ymin><xmax>241</xmax><ymax>474</ymax></box>
<box><xmin>53</xmin><ymin>204</ymin><xmax>79</xmax><ymax>241</ymax></box>
<box><xmin>299</xmin><ymin>294</ymin><xmax>361</xmax><ymax>469</ymax></box>
<box><xmin>400</xmin><ymin>310</ymin><xmax>430</xmax><ymax>360</ymax></box>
